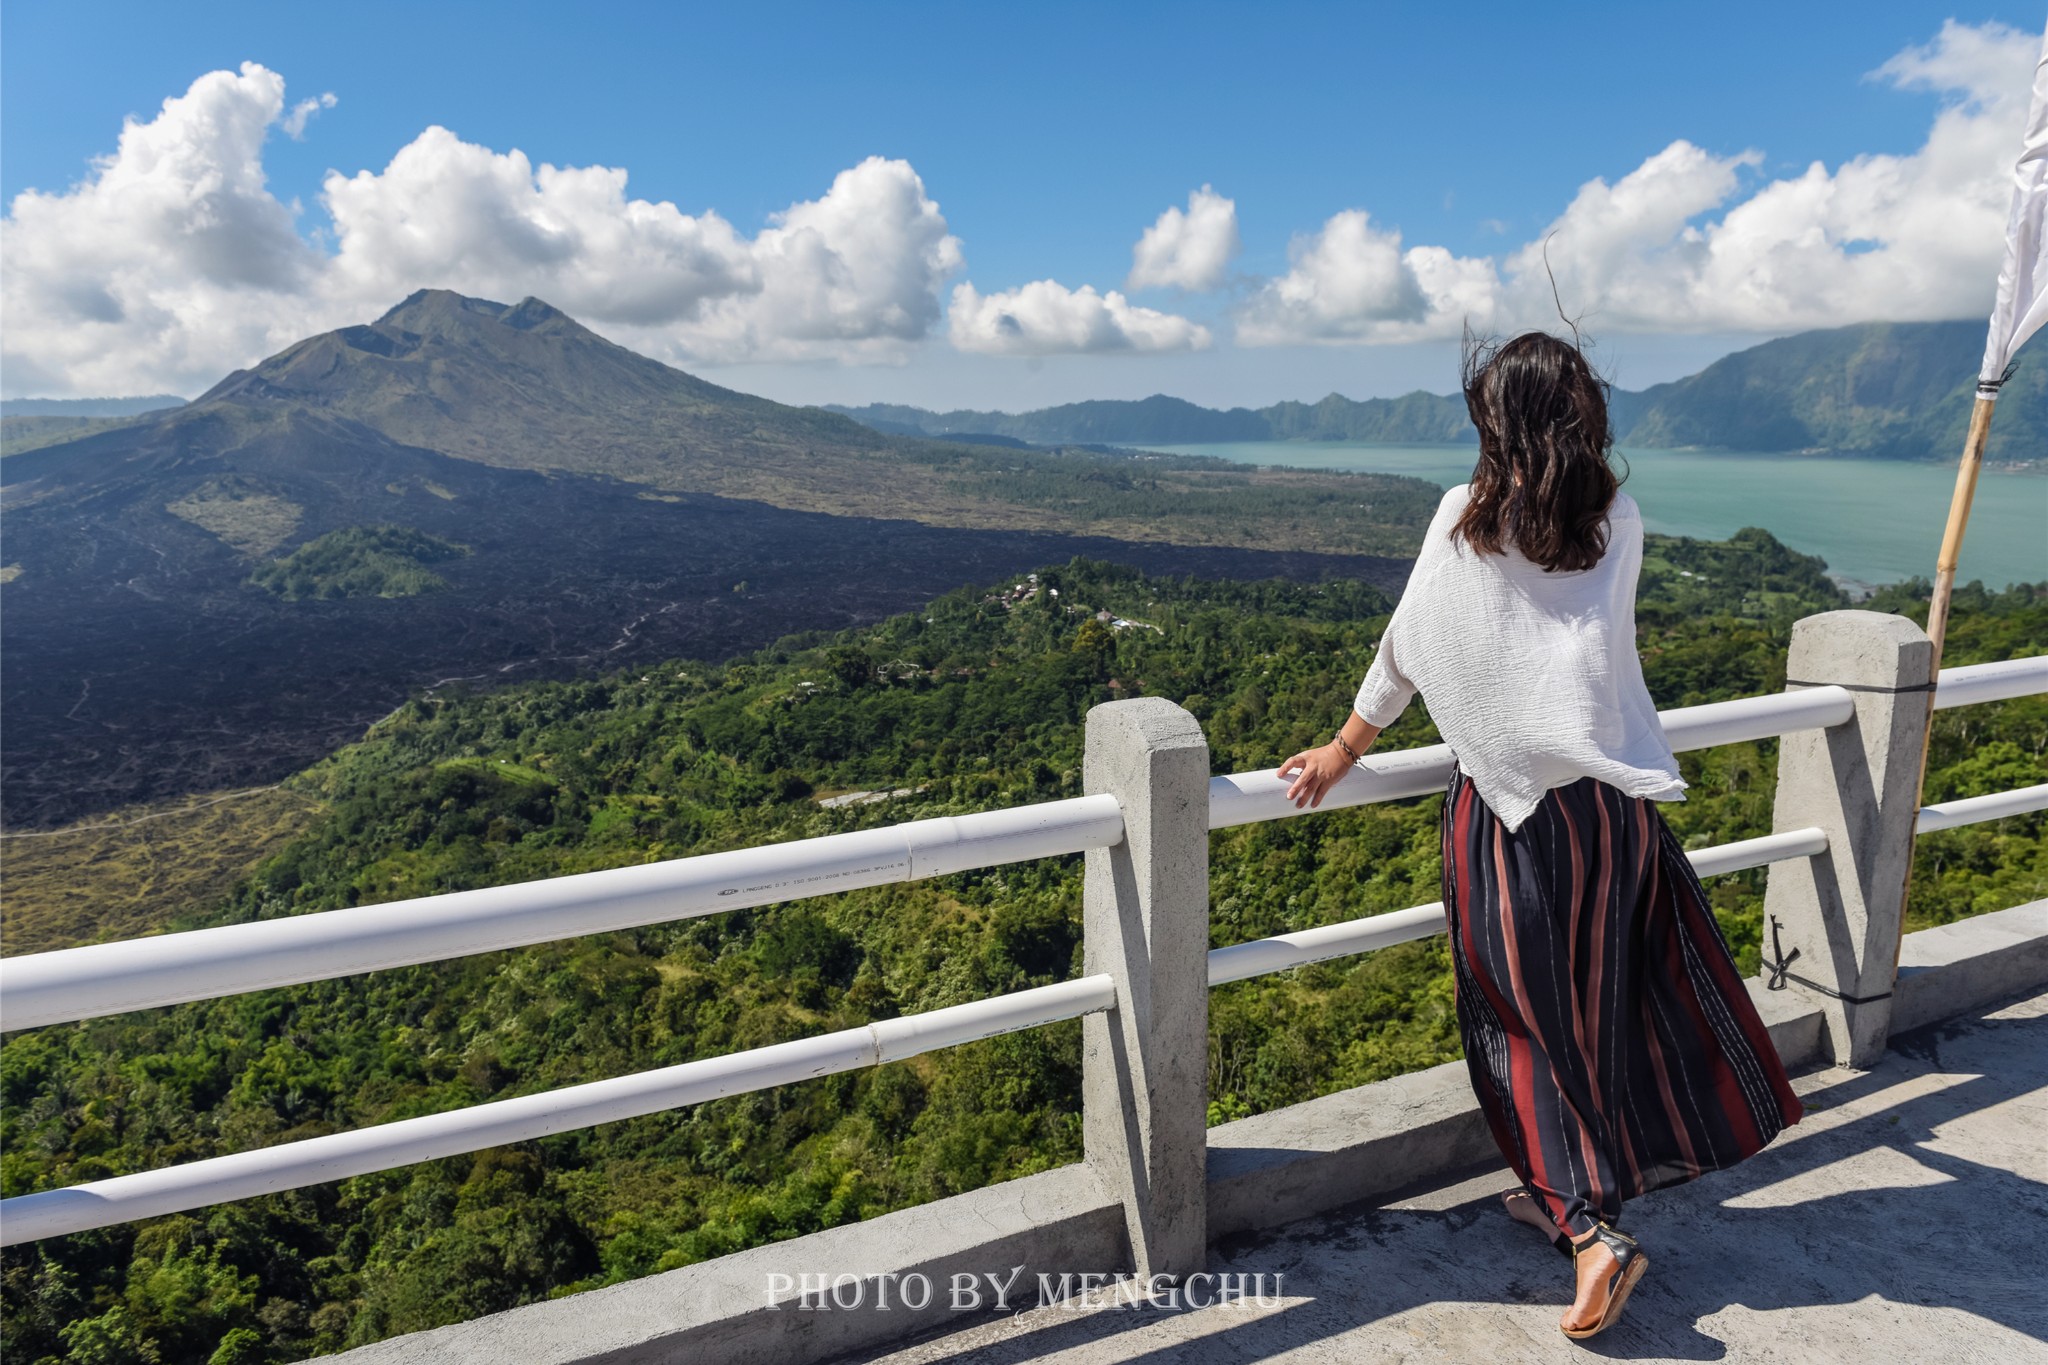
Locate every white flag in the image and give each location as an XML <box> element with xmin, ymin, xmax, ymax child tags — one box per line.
<box><xmin>1980</xmin><ymin>24</ymin><xmax>2048</xmax><ymax>386</ymax></box>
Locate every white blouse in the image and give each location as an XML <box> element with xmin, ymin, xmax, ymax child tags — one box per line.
<box><xmin>1352</xmin><ymin>482</ymin><xmax>1686</xmax><ymax>832</ymax></box>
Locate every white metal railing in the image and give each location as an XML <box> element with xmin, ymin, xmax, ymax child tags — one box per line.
<box><xmin>1929</xmin><ymin>654</ymin><xmax>2048</xmax><ymax>710</ymax></box>
<box><xmin>0</xmin><ymin>976</ymin><xmax>1118</xmax><ymax>1245</ymax></box>
<box><xmin>1206</xmin><ymin>685</ymin><xmax>1865</xmax><ymax>828</ymax></box>
<box><xmin>1203</xmin><ymin>825</ymin><xmax>1836</xmax><ymax>986</ymax></box>
<box><xmin>1915</xmin><ymin>782</ymin><xmax>2048</xmax><ymax>833</ymax></box>
<box><xmin>0</xmin><ymin>653</ymin><xmax>2042</xmax><ymax>1247</ymax></box>
<box><xmin>0</xmin><ymin>689</ymin><xmax>1860</xmax><ymax>1030</ymax></box>
<box><xmin>9</xmin><ymin>660</ymin><xmax>2039</xmax><ymax>1034</ymax></box>
<box><xmin>0</xmin><ymin>798</ymin><xmax>1124</xmax><ymax>1031</ymax></box>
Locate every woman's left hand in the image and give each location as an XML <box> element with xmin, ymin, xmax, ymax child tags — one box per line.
<box><xmin>1278</xmin><ymin>742</ymin><xmax>1353</xmax><ymax>809</ymax></box>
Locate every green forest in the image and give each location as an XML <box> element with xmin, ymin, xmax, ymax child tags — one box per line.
<box><xmin>248</xmin><ymin>527</ymin><xmax>470</xmax><ymax>602</ymax></box>
<box><xmin>3</xmin><ymin>531</ymin><xmax>2043</xmax><ymax>1363</ymax></box>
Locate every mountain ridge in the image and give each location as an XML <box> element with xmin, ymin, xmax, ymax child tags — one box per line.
<box><xmin>1</xmin><ymin>289</ymin><xmax>1437</xmax><ymax>826</ymax></box>
<box><xmin>10</xmin><ymin>287</ymin><xmax>1441</xmax><ymax>550</ymax></box>
<box><xmin>180</xmin><ymin>288</ymin><xmax>899</xmax><ymax>491</ymax></box>
<box><xmin>829</xmin><ymin>321</ymin><xmax>2045</xmax><ymax>459</ymax></box>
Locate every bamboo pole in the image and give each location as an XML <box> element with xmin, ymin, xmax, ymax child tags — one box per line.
<box><xmin>1887</xmin><ymin>389</ymin><xmax>2000</xmax><ymax>987</ymax></box>
<box><xmin>1925</xmin><ymin>393</ymin><xmax>2000</xmax><ymax>663</ymax></box>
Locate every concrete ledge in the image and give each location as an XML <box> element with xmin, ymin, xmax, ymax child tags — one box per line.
<box><xmin>1892</xmin><ymin>898</ymin><xmax>2048</xmax><ymax>1034</ymax></box>
<box><xmin>328</xmin><ymin>1164</ymin><xmax>1126</xmax><ymax>1365</ymax></box>
<box><xmin>1206</xmin><ymin>1059</ymin><xmax>1492</xmax><ymax>1241</ymax></box>
<box><xmin>1205</xmin><ymin>979</ymin><xmax>1828</xmax><ymax>1242</ymax></box>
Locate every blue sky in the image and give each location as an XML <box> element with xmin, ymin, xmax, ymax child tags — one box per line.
<box><xmin>3</xmin><ymin>2</ymin><xmax>2042</xmax><ymax>408</ymax></box>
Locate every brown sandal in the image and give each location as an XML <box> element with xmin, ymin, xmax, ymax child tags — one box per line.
<box><xmin>1561</xmin><ymin>1222</ymin><xmax>1648</xmax><ymax>1340</ymax></box>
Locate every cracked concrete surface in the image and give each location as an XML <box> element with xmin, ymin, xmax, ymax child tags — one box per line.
<box><xmin>846</xmin><ymin>991</ymin><xmax>2048</xmax><ymax>1365</ymax></box>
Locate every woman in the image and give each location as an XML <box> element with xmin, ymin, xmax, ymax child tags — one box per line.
<box><xmin>1277</xmin><ymin>331</ymin><xmax>1802</xmax><ymax>1340</ymax></box>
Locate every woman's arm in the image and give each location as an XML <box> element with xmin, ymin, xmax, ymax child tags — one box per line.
<box><xmin>1277</xmin><ymin>590</ymin><xmax>1417</xmax><ymax>809</ymax></box>
<box><xmin>1278</xmin><ymin>711</ymin><xmax>1383</xmax><ymax>810</ymax></box>
<box><xmin>1277</xmin><ymin>488</ymin><xmax>1450</xmax><ymax>809</ymax></box>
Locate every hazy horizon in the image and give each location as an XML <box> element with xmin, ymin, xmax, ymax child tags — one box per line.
<box><xmin>5</xmin><ymin>324</ymin><xmax>1785</xmax><ymax>413</ymax></box>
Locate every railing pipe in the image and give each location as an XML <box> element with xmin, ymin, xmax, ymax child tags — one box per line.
<box><xmin>1208</xmin><ymin>686</ymin><xmax>1858</xmax><ymax>830</ymax></box>
<box><xmin>1656</xmin><ymin>686</ymin><xmax>1855</xmax><ymax>752</ymax></box>
<box><xmin>871</xmin><ymin>973</ymin><xmax>1117</xmax><ymax>1062</ymax></box>
<box><xmin>0</xmin><ymin>796</ymin><xmax>1124</xmax><ymax>1033</ymax></box>
<box><xmin>1208</xmin><ymin>747</ymin><xmax>1451</xmax><ymax>829</ymax></box>
<box><xmin>1915</xmin><ymin>783</ymin><xmax>2048</xmax><ymax>834</ymax></box>
<box><xmin>0</xmin><ymin>973</ymin><xmax>1118</xmax><ymax>1246</ymax></box>
<box><xmin>1208</xmin><ymin>903</ymin><xmax>1448</xmax><ymax>986</ymax></box>
<box><xmin>1206</xmin><ymin>826</ymin><xmax>1833</xmax><ymax>987</ymax></box>
<box><xmin>1932</xmin><ymin>656</ymin><xmax>2048</xmax><ymax>710</ymax></box>
<box><xmin>1685</xmin><ymin>825</ymin><xmax>1831</xmax><ymax>878</ymax></box>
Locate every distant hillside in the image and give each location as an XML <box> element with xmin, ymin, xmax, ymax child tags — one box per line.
<box><xmin>1</xmin><ymin>397</ymin><xmax>186</xmax><ymax>458</ymax></box>
<box><xmin>833</xmin><ymin>321</ymin><xmax>2045</xmax><ymax>459</ymax></box>
<box><xmin>4</xmin><ymin>288</ymin><xmax>1447</xmax><ymax>568</ymax></box>
<box><xmin>831</xmin><ymin>392</ymin><xmax>1458</xmax><ymax>446</ymax></box>
<box><xmin>0</xmin><ymin>394</ymin><xmax>186</xmax><ymax>417</ymax></box>
<box><xmin>66</xmin><ymin>289</ymin><xmax>1437</xmax><ymax>548</ymax></box>
<box><xmin>837</xmin><ymin>396</ymin><xmax>1272</xmax><ymax>444</ymax></box>
<box><xmin>1</xmin><ymin>414</ymin><xmax>152</xmax><ymax>457</ymax></box>
<box><xmin>184</xmin><ymin>290</ymin><xmax>899</xmax><ymax>500</ymax></box>
<box><xmin>1617</xmin><ymin>320</ymin><xmax>2046</xmax><ymax>459</ymax></box>
<box><xmin>2</xmin><ymin>290</ymin><xmax>1436</xmax><ymax>825</ymax></box>
<box><xmin>1263</xmin><ymin>390</ymin><xmax>1473</xmax><ymax>442</ymax></box>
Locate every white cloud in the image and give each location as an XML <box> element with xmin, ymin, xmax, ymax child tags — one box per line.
<box><xmin>1496</xmin><ymin>140</ymin><xmax>1763</xmax><ymax>330</ymax></box>
<box><xmin>684</xmin><ymin>156</ymin><xmax>965</xmax><ymax>359</ymax></box>
<box><xmin>948</xmin><ymin>280</ymin><xmax>1211</xmax><ymax>355</ymax></box>
<box><xmin>324</xmin><ymin>142</ymin><xmax>962</xmax><ymax>363</ymax></box>
<box><xmin>1</xmin><ymin>61</ymin><xmax>330</xmax><ymax>397</ymax></box>
<box><xmin>1238</xmin><ymin>18</ymin><xmax>2039</xmax><ymax>346</ymax></box>
<box><xmin>1874</xmin><ymin>17</ymin><xmax>2032</xmax><ymax>99</ymax></box>
<box><xmin>945</xmin><ymin>186</ymin><xmax>1229</xmax><ymax>357</ymax></box>
<box><xmin>1237</xmin><ymin>209</ymin><xmax>1479</xmax><ymax>345</ymax></box>
<box><xmin>281</xmin><ymin>92</ymin><xmax>336</xmax><ymax>140</ymax></box>
<box><xmin>6</xmin><ymin>22</ymin><xmax>2036</xmax><ymax>395</ymax></box>
<box><xmin>1128</xmin><ymin>185</ymin><xmax>1240</xmax><ymax>291</ymax></box>
<box><xmin>319</xmin><ymin>127</ymin><xmax>761</xmax><ymax>329</ymax></box>
<box><xmin>1496</xmin><ymin>17</ymin><xmax>2031</xmax><ymax>335</ymax></box>
<box><xmin>2</xmin><ymin>64</ymin><xmax>964</xmax><ymax>395</ymax></box>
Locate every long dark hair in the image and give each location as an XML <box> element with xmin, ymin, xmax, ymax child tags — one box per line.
<box><xmin>1453</xmin><ymin>329</ymin><xmax>1620</xmax><ymax>573</ymax></box>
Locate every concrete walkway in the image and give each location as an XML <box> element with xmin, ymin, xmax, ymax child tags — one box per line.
<box><xmin>850</xmin><ymin>992</ymin><xmax>2048</xmax><ymax>1365</ymax></box>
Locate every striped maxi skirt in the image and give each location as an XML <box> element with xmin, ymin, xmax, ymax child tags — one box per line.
<box><xmin>1440</xmin><ymin>762</ymin><xmax>1803</xmax><ymax>1243</ymax></box>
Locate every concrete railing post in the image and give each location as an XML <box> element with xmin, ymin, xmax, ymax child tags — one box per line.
<box><xmin>1761</xmin><ymin>610</ymin><xmax>1932</xmax><ymax>1069</ymax></box>
<box><xmin>1081</xmin><ymin>697</ymin><xmax>1210</xmax><ymax>1282</ymax></box>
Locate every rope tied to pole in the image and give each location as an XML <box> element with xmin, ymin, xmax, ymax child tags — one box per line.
<box><xmin>1764</xmin><ymin>916</ymin><xmax>1892</xmax><ymax>1006</ymax></box>
<box><xmin>1974</xmin><ymin>359</ymin><xmax>2021</xmax><ymax>400</ymax></box>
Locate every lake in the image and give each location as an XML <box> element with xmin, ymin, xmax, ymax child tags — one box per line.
<box><xmin>1143</xmin><ymin>442</ymin><xmax>2048</xmax><ymax>591</ymax></box>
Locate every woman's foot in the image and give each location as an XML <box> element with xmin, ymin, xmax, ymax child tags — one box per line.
<box><xmin>1500</xmin><ymin>1189</ymin><xmax>1572</xmax><ymax>1256</ymax></box>
<box><xmin>1561</xmin><ymin>1224</ymin><xmax>1648</xmax><ymax>1339</ymax></box>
